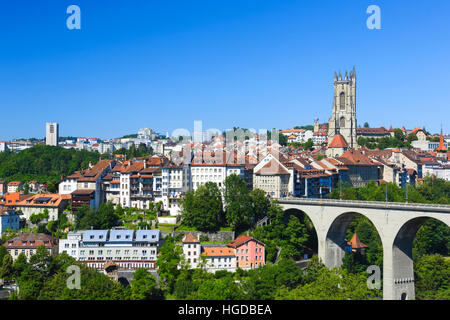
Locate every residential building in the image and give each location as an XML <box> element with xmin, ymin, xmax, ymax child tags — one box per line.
<box><xmin>181</xmin><ymin>233</ymin><xmax>201</xmax><ymax>269</ymax></box>
<box><xmin>336</xmin><ymin>149</ymin><xmax>380</xmax><ymax>187</ymax></box>
<box><xmin>7</xmin><ymin>181</ymin><xmax>23</xmax><ymax>193</ymax></box>
<box><xmin>0</xmin><ymin>180</ymin><xmax>6</xmax><ymax>195</ymax></box>
<box><xmin>4</xmin><ymin>233</ymin><xmax>59</xmax><ymax>261</ymax></box>
<box><xmin>0</xmin><ymin>207</ymin><xmax>20</xmax><ymax>233</ymax></box>
<box><xmin>253</xmin><ymin>155</ymin><xmax>291</xmax><ymax>198</ymax></box>
<box><xmin>60</xmin><ymin>160</ymin><xmax>114</xmax><ymax>210</ymax></box>
<box><xmin>227</xmin><ymin>235</ymin><xmax>265</xmax><ymax>269</ymax></box>
<box><xmin>201</xmin><ymin>247</ymin><xmax>236</xmax><ymax>273</ymax></box>
<box><xmin>356</xmin><ymin>127</ymin><xmax>392</xmax><ymax>139</ymax></box>
<box><xmin>14</xmin><ymin>193</ymin><xmax>71</xmax><ymax>222</ymax></box>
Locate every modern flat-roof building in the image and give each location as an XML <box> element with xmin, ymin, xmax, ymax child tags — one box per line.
<box><xmin>59</xmin><ymin>228</ymin><xmax>161</xmax><ymax>270</ymax></box>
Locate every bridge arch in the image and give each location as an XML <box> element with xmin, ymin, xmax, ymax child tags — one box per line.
<box><xmin>388</xmin><ymin>215</ymin><xmax>450</xmax><ymax>300</ymax></box>
<box><xmin>324</xmin><ymin>211</ymin><xmax>384</xmax><ymax>269</ymax></box>
<box><xmin>283</xmin><ymin>208</ymin><xmax>319</xmax><ymax>256</ymax></box>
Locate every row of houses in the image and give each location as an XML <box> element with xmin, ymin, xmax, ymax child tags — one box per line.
<box><xmin>181</xmin><ymin>233</ymin><xmax>265</xmax><ymax>272</ymax></box>
<box><xmin>2</xmin><ymin>230</ymin><xmax>266</xmax><ymax>273</ymax></box>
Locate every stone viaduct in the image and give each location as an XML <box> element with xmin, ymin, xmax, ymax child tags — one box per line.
<box><xmin>274</xmin><ymin>198</ymin><xmax>450</xmax><ymax>300</ymax></box>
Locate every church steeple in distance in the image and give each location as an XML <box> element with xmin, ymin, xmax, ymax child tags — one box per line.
<box><xmin>328</xmin><ymin>67</ymin><xmax>358</xmax><ymax>149</ymax></box>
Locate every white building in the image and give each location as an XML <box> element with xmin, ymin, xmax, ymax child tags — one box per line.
<box><xmin>0</xmin><ymin>142</ymin><xmax>7</xmax><ymax>152</ymax></box>
<box><xmin>202</xmin><ymin>246</ymin><xmax>236</xmax><ymax>273</ymax></box>
<box><xmin>46</xmin><ymin>122</ymin><xmax>59</xmax><ymax>146</ymax></box>
<box><xmin>59</xmin><ymin>228</ymin><xmax>161</xmax><ymax>270</ymax></box>
<box><xmin>181</xmin><ymin>233</ymin><xmax>201</xmax><ymax>269</ymax></box>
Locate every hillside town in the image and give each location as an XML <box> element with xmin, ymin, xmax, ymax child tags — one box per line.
<box><xmin>0</xmin><ymin>68</ymin><xmax>448</xmax><ymax>301</ymax></box>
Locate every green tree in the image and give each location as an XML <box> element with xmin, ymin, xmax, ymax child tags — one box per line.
<box><xmin>224</xmin><ymin>174</ymin><xmax>252</xmax><ymax>231</ymax></box>
<box><xmin>156</xmin><ymin>236</ymin><xmax>183</xmax><ymax>293</ymax></box>
<box><xmin>0</xmin><ymin>254</ymin><xmax>14</xmax><ymax>280</ymax></box>
<box><xmin>180</xmin><ymin>182</ymin><xmax>224</xmax><ymax>232</ymax></box>
<box><xmin>130</xmin><ymin>268</ymin><xmax>162</xmax><ymax>300</ymax></box>
<box><xmin>250</xmin><ymin>188</ymin><xmax>271</xmax><ymax>222</ymax></box>
<box><xmin>192</xmin><ymin>277</ymin><xmax>244</xmax><ymax>300</ymax></box>
<box><xmin>414</xmin><ymin>254</ymin><xmax>450</xmax><ymax>300</ymax></box>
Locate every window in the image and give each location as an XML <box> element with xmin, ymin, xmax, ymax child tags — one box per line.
<box><xmin>339</xmin><ymin>117</ymin><xmax>345</xmax><ymax>128</ymax></box>
<box><xmin>339</xmin><ymin>92</ymin><xmax>345</xmax><ymax>110</ymax></box>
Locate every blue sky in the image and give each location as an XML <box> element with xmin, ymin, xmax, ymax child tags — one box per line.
<box><xmin>0</xmin><ymin>0</ymin><xmax>449</xmax><ymax>140</ymax></box>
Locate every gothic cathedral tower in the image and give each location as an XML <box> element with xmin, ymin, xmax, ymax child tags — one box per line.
<box><xmin>328</xmin><ymin>67</ymin><xmax>357</xmax><ymax>148</ymax></box>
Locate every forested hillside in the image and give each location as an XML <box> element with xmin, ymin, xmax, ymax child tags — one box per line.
<box><xmin>0</xmin><ymin>145</ymin><xmax>101</xmax><ymax>183</ymax></box>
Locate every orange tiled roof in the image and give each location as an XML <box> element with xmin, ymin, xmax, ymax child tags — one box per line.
<box><xmin>202</xmin><ymin>247</ymin><xmax>234</xmax><ymax>257</ymax></box>
<box><xmin>436</xmin><ymin>130</ymin><xmax>447</xmax><ymax>152</ymax></box>
<box><xmin>328</xmin><ymin>134</ymin><xmax>348</xmax><ymax>148</ymax></box>
<box><xmin>347</xmin><ymin>234</ymin><xmax>367</xmax><ymax>249</ymax></box>
<box><xmin>15</xmin><ymin>193</ymin><xmax>71</xmax><ymax>208</ymax></box>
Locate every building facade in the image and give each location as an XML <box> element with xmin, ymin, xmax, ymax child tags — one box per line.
<box><xmin>46</xmin><ymin>122</ymin><xmax>59</xmax><ymax>146</ymax></box>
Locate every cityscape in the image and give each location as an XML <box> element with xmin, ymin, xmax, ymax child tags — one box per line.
<box><xmin>0</xmin><ymin>0</ymin><xmax>449</xmax><ymax>305</ymax></box>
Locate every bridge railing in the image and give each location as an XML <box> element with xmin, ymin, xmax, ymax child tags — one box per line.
<box><xmin>275</xmin><ymin>197</ymin><xmax>450</xmax><ymax>212</ymax></box>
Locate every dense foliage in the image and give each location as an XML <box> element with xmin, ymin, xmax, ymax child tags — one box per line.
<box><xmin>74</xmin><ymin>203</ymin><xmax>121</xmax><ymax>230</ymax></box>
<box><xmin>180</xmin><ymin>175</ymin><xmax>271</xmax><ymax>232</ymax></box>
<box><xmin>328</xmin><ymin>177</ymin><xmax>449</xmax><ymax>204</ymax></box>
<box><xmin>0</xmin><ymin>145</ymin><xmax>100</xmax><ymax>183</ymax></box>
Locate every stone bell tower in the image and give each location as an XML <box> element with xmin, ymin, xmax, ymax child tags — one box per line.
<box><xmin>328</xmin><ymin>67</ymin><xmax>357</xmax><ymax>149</ymax></box>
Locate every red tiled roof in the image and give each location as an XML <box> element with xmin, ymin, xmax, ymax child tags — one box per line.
<box><xmin>227</xmin><ymin>235</ymin><xmax>264</xmax><ymax>248</ymax></box>
<box><xmin>5</xmin><ymin>233</ymin><xmax>58</xmax><ymax>248</ymax></box>
<box><xmin>182</xmin><ymin>233</ymin><xmax>199</xmax><ymax>243</ymax></box>
<box><xmin>347</xmin><ymin>234</ymin><xmax>367</xmax><ymax>249</ymax></box>
<box><xmin>328</xmin><ymin>134</ymin><xmax>348</xmax><ymax>148</ymax></box>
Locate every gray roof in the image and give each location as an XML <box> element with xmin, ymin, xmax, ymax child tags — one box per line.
<box><xmin>135</xmin><ymin>229</ymin><xmax>160</xmax><ymax>242</ymax></box>
<box><xmin>109</xmin><ymin>229</ymin><xmax>134</xmax><ymax>242</ymax></box>
<box><xmin>82</xmin><ymin>230</ymin><xmax>108</xmax><ymax>242</ymax></box>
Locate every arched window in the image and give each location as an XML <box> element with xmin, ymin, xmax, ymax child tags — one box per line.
<box><xmin>339</xmin><ymin>117</ymin><xmax>345</xmax><ymax>128</ymax></box>
<box><xmin>339</xmin><ymin>92</ymin><xmax>345</xmax><ymax>110</ymax></box>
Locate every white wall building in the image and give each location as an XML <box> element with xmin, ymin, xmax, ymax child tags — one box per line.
<box><xmin>59</xmin><ymin>229</ymin><xmax>161</xmax><ymax>270</ymax></box>
<box><xmin>46</xmin><ymin>122</ymin><xmax>59</xmax><ymax>146</ymax></box>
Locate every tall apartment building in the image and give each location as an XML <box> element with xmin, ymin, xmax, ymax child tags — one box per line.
<box><xmin>46</xmin><ymin>122</ymin><xmax>59</xmax><ymax>146</ymax></box>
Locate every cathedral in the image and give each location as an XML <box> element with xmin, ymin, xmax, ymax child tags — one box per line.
<box><xmin>327</xmin><ymin>67</ymin><xmax>358</xmax><ymax>149</ymax></box>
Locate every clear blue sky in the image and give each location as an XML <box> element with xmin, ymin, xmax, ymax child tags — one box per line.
<box><xmin>1</xmin><ymin>0</ymin><xmax>449</xmax><ymax>140</ymax></box>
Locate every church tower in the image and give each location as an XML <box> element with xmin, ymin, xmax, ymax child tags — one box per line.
<box><xmin>328</xmin><ymin>67</ymin><xmax>357</xmax><ymax>148</ymax></box>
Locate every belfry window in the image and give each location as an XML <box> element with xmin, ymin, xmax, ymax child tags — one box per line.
<box><xmin>340</xmin><ymin>92</ymin><xmax>345</xmax><ymax>110</ymax></box>
<box><xmin>339</xmin><ymin>117</ymin><xmax>346</xmax><ymax>128</ymax></box>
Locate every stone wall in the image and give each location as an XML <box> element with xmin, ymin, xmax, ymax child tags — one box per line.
<box><xmin>172</xmin><ymin>230</ymin><xmax>235</xmax><ymax>243</ymax></box>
